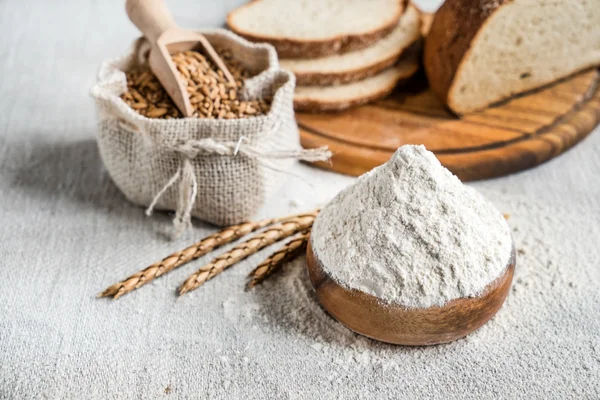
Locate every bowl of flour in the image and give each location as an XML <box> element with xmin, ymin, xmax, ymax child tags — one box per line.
<box><xmin>308</xmin><ymin>145</ymin><xmax>515</xmax><ymax>345</ymax></box>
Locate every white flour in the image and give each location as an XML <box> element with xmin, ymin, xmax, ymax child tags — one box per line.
<box><xmin>4</xmin><ymin>0</ymin><xmax>600</xmax><ymax>397</ymax></box>
<box><xmin>311</xmin><ymin>145</ymin><xmax>513</xmax><ymax>308</ymax></box>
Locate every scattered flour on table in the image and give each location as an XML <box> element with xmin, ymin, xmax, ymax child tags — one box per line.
<box><xmin>311</xmin><ymin>145</ymin><xmax>513</xmax><ymax>308</ymax></box>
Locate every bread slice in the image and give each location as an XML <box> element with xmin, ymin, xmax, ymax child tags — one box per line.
<box><xmin>424</xmin><ymin>0</ymin><xmax>600</xmax><ymax>114</ymax></box>
<box><xmin>294</xmin><ymin>52</ymin><xmax>420</xmax><ymax>112</ymax></box>
<box><xmin>280</xmin><ymin>5</ymin><xmax>421</xmax><ymax>86</ymax></box>
<box><xmin>227</xmin><ymin>0</ymin><xmax>407</xmax><ymax>59</ymax></box>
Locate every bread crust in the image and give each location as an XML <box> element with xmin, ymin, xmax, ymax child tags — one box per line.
<box><xmin>294</xmin><ymin>54</ymin><xmax>400</xmax><ymax>86</ymax></box>
<box><xmin>293</xmin><ymin>36</ymin><xmax>420</xmax><ymax>86</ymax></box>
<box><xmin>423</xmin><ymin>0</ymin><xmax>508</xmax><ymax>113</ymax></box>
<box><xmin>227</xmin><ymin>0</ymin><xmax>408</xmax><ymax>59</ymax></box>
<box><xmin>293</xmin><ymin>64</ymin><xmax>419</xmax><ymax>112</ymax></box>
<box><xmin>288</xmin><ymin>4</ymin><xmax>421</xmax><ymax>86</ymax></box>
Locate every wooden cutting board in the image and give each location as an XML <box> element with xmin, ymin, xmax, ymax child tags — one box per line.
<box><xmin>298</xmin><ymin>69</ymin><xmax>600</xmax><ymax>180</ymax></box>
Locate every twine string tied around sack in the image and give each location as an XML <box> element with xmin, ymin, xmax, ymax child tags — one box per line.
<box><xmin>145</xmin><ymin>134</ymin><xmax>331</xmax><ymax>237</ymax></box>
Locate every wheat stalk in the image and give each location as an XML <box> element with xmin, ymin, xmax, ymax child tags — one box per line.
<box><xmin>178</xmin><ymin>210</ymin><xmax>319</xmax><ymax>295</ymax></box>
<box><xmin>99</xmin><ymin>217</ymin><xmax>280</xmax><ymax>299</ymax></box>
<box><xmin>246</xmin><ymin>230</ymin><xmax>310</xmax><ymax>289</ymax></box>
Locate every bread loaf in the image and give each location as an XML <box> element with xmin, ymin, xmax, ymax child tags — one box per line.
<box><xmin>424</xmin><ymin>0</ymin><xmax>600</xmax><ymax>114</ymax></box>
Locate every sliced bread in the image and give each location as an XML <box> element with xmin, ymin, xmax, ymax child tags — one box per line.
<box><xmin>280</xmin><ymin>5</ymin><xmax>421</xmax><ymax>86</ymax></box>
<box><xmin>227</xmin><ymin>0</ymin><xmax>407</xmax><ymax>59</ymax></box>
<box><xmin>424</xmin><ymin>0</ymin><xmax>600</xmax><ymax>114</ymax></box>
<box><xmin>294</xmin><ymin>52</ymin><xmax>420</xmax><ymax>112</ymax></box>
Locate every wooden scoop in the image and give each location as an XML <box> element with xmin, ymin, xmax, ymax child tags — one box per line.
<box><xmin>125</xmin><ymin>0</ymin><xmax>236</xmax><ymax>117</ymax></box>
<box><xmin>306</xmin><ymin>240</ymin><xmax>515</xmax><ymax>346</ymax></box>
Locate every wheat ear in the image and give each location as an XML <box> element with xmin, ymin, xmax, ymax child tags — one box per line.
<box><xmin>178</xmin><ymin>211</ymin><xmax>318</xmax><ymax>295</ymax></box>
<box><xmin>99</xmin><ymin>217</ymin><xmax>280</xmax><ymax>299</ymax></box>
<box><xmin>246</xmin><ymin>230</ymin><xmax>310</xmax><ymax>289</ymax></box>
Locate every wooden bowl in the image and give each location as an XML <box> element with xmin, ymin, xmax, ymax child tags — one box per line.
<box><xmin>306</xmin><ymin>240</ymin><xmax>516</xmax><ymax>346</ymax></box>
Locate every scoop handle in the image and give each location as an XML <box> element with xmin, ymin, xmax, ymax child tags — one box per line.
<box><xmin>125</xmin><ymin>0</ymin><xmax>178</xmax><ymax>44</ymax></box>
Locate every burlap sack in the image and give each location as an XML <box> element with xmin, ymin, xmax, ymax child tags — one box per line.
<box><xmin>90</xmin><ymin>29</ymin><xmax>329</xmax><ymax>235</ymax></box>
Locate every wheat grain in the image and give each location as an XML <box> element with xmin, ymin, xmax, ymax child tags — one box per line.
<box><xmin>99</xmin><ymin>217</ymin><xmax>278</xmax><ymax>299</ymax></box>
<box><xmin>178</xmin><ymin>210</ymin><xmax>319</xmax><ymax>295</ymax></box>
<box><xmin>246</xmin><ymin>230</ymin><xmax>310</xmax><ymax>289</ymax></box>
<box><xmin>98</xmin><ymin>211</ymin><xmax>319</xmax><ymax>299</ymax></box>
<box><xmin>121</xmin><ymin>48</ymin><xmax>270</xmax><ymax>119</ymax></box>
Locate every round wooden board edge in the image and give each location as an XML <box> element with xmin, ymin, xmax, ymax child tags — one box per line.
<box><xmin>299</xmin><ymin>74</ymin><xmax>600</xmax><ymax>181</ymax></box>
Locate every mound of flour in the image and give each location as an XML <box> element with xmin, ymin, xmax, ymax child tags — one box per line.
<box><xmin>311</xmin><ymin>145</ymin><xmax>513</xmax><ymax>308</ymax></box>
